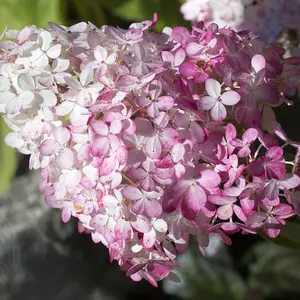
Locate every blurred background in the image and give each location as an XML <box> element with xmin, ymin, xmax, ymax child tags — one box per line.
<box><xmin>0</xmin><ymin>0</ymin><xmax>300</xmax><ymax>299</ymax></box>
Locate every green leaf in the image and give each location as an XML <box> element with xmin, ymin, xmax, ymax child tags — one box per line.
<box><xmin>0</xmin><ymin>119</ymin><xmax>17</xmax><ymax>194</ymax></box>
<box><xmin>72</xmin><ymin>0</ymin><xmax>106</xmax><ymax>25</ymax></box>
<box><xmin>260</xmin><ymin>221</ymin><xmax>300</xmax><ymax>250</ymax></box>
<box><xmin>0</xmin><ymin>0</ymin><xmax>64</xmax><ymax>30</ymax></box>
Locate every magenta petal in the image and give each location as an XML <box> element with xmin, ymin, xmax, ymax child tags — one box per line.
<box><xmin>237</xmin><ymin>146</ymin><xmax>251</xmax><ymax>158</ymax></box>
<box><xmin>208</xmin><ymin>194</ymin><xmax>228</xmax><ymax>205</ymax></box>
<box><xmin>233</xmin><ymin>205</ymin><xmax>247</xmax><ymax>223</ymax></box>
<box><xmin>242</xmin><ymin>128</ymin><xmax>258</xmax><ymax>143</ymax></box>
<box><xmin>266</xmin><ymin>146</ymin><xmax>283</xmax><ymax>160</ymax></box>
<box><xmin>220</xmin><ymin>91</ymin><xmax>241</xmax><ymax>106</ymax></box>
<box><xmin>144</xmin><ymin>199</ymin><xmax>162</xmax><ymax>218</ymax></box>
<box><xmin>272</xmin><ymin>204</ymin><xmax>292</xmax><ymax>216</ymax></box>
<box><xmin>160</xmin><ymin>128</ymin><xmax>179</xmax><ymax>148</ymax></box>
<box><xmin>131</xmin><ymin>199</ymin><xmax>145</xmax><ymax>215</ymax></box>
<box><xmin>266</xmin><ymin>180</ymin><xmax>279</xmax><ymax>200</ymax></box>
<box><xmin>141</xmin><ymin>175</ymin><xmax>155</xmax><ymax>191</ymax></box>
<box><xmin>190</xmin><ymin>122</ymin><xmax>206</xmax><ymax>143</ymax></box>
<box><xmin>225</xmin><ymin>123</ymin><xmax>237</xmax><ymax>142</ymax></box>
<box><xmin>171</xmin><ymin>26</ymin><xmax>191</xmax><ymax>44</ymax></box>
<box><xmin>99</xmin><ymin>155</ymin><xmax>116</xmax><ymax>176</ymax></box>
<box><xmin>197</xmin><ymin>169</ymin><xmax>221</xmax><ymax>188</ymax></box>
<box><xmin>91</xmin><ymin>136</ymin><xmax>109</xmax><ymax>157</ymax></box>
<box><xmin>181</xmin><ymin>185</ymin><xmax>206</xmax><ymax>220</ymax></box>
<box><xmin>179</xmin><ymin>62</ymin><xmax>199</xmax><ymax>77</ymax></box>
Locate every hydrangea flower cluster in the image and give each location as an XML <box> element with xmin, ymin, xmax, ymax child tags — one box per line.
<box><xmin>1</xmin><ymin>16</ymin><xmax>300</xmax><ymax>285</ymax></box>
<box><xmin>181</xmin><ymin>0</ymin><xmax>300</xmax><ymax>51</ymax></box>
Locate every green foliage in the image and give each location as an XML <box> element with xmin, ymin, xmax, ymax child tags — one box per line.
<box><xmin>101</xmin><ymin>0</ymin><xmax>188</xmax><ymax>30</ymax></box>
<box><xmin>263</xmin><ymin>221</ymin><xmax>300</xmax><ymax>250</ymax></box>
<box><xmin>0</xmin><ymin>121</ymin><xmax>17</xmax><ymax>194</ymax></box>
<box><xmin>0</xmin><ymin>0</ymin><xmax>64</xmax><ymax>29</ymax></box>
<box><xmin>72</xmin><ymin>0</ymin><xmax>106</xmax><ymax>25</ymax></box>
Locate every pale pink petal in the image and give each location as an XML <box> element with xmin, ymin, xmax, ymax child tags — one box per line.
<box><xmin>156</xmin><ymin>96</ymin><xmax>174</xmax><ymax>111</ymax></box>
<box><xmin>160</xmin><ymin>128</ymin><xmax>179</xmax><ymax>148</ymax></box>
<box><xmin>197</xmin><ymin>169</ymin><xmax>221</xmax><ymax>188</ymax></box>
<box><xmin>217</xmin><ymin>204</ymin><xmax>233</xmax><ymax>220</ymax></box>
<box><xmin>55</xmin><ymin>101</ymin><xmax>74</xmax><ymax>116</ymax></box>
<box><xmin>251</xmin><ymin>54</ymin><xmax>266</xmax><ymax>73</ymax></box>
<box><xmin>110</xmin><ymin>119</ymin><xmax>122</xmax><ymax>134</ymax></box>
<box><xmin>17</xmin><ymin>73</ymin><xmax>34</xmax><ymax>91</ymax></box>
<box><xmin>198</xmin><ymin>96</ymin><xmax>215</xmax><ymax>110</ymax></box>
<box><xmin>242</xmin><ymin>128</ymin><xmax>258</xmax><ymax>143</ymax></box>
<box><xmin>171</xmin><ymin>143</ymin><xmax>185</xmax><ymax>163</ymax></box>
<box><xmin>145</xmin><ymin>136</ymin><xmax>162</xmax><ymax>159</ymax></box>
<box><xmin>279</xmin><ymin>174</ymin><xmax>300</xmax><ymax>189</ymax></box>
<box><xmin>94</xmin><ymin>45</ymin><xmax>107</xmax><ymax>61</ymax></box>
<box><xmin>57</xmin><ymin>148</ymin><xmax>74</xmax><ymax>169</ymax></box>
<box><xmin>54</xmin><ymin>126</ymin><xmax>70</xmax><ymax>145</ymax></box>
<box><xmin>0</xmin><ymin>92</ymin><xmax>15</xmax><ymax>104</ymax></box>
<box><xmin>210</xmin><ymin>102</ymin><xmax>226</xmax><ymax>121</ymax></box>
<box><xmin>62</xmin><ymin>207</ymin><xmax>72</xmax><ymax>223</ymax></box>
<box><xmin>205</xmin><ymin>78</ymin><xmax>221</xmax><ymax>98</ymax></box>
<box><xmin>147</xmin><ymin>103</ymin><xmax>160</xmax><ymax>118</ymax></box>
<box><xmin>64</xmin><ymin>169</ymin><xmax>82</xmax><ymax>188</ymax></box>
<box><xmin>122</xmin><ymin>186</ymin><xmax>143</xmax><ymax>200</ymax></box>
<box><xmin>143</xmin><ymin>229</ymin><xmax>156</xmax><ymax>249</ymax></box>
<box><xmin>220</xmin><ymin>91</ymin><xmax>240</xmax><ymax>106</ymax></box>
<box><xmin>46</xmin><ymin>44</ymin><xmax>61</xmax><ymax>59</ymax></box>
<box><xmin>91</xmin><ymin>120</ymin><xmax>109</xmax><ymax>136</ymax></box>
<box><xmin>40</xmin><ymin>139</ymin><xmax>59</xmax><ymax>155</ymax></box>
<box><xmin>130</xmin><ymin>215</ymin><xmax>150</xmax><ymax>233</ymax></box>
<box><xmin>40</xmin><ymin>90</ymin><xmax>57</xmax><ymax>106</ymax></box>
<box><xmin>174</xmin><ymin>48</ymin><xmax>186</xmax><ymax>66</ymax></box>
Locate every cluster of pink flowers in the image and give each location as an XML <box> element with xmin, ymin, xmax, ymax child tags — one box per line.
<box><xmin>181</xmin><ymin>0</ymin><xmax>300</xmax><ymax>49</ymax></box>
<box><xmin>1</xmin><ymin>15</ymin><xmax>300</xmax><ymax>285</ymax></box>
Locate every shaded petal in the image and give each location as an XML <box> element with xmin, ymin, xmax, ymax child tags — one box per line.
<box><xmin>198</xmin><ymin>96</ymin><xmax>215</xmax><ymax>110</ymax></box>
